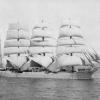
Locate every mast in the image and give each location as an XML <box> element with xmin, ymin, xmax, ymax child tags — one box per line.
<box><xmin>57</xmin><ymin>18</ymin><xmax>91</xmax><ymax>72</ymax></box>
<box><xmin>4</xmin><ymin>23</ymin><xmax>30</xmax><ymax>67</ymax></box>
<box><xmin>57</xmin><ymin>19</ymin><xmax>84</xmax><ymax>54</ymax></box>
<box><xmin>59</xmin><ymin>18</ymin><xmax>100</xmax><ymax>70</ymax></box>
<box><xmin>30</xmin><ymin>20</ymin><xmax>57</xmax><ymax>57</ymax></box>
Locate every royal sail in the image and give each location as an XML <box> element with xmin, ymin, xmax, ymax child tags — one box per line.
<box><xmin>3</xmin><ymin>23</ymin><xmax>30</xmax><ymax>70</ymax></box>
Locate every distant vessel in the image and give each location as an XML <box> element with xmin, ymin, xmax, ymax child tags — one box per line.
<box><xmin>2</xmin><ymin>23</ymin><xmax>30</xmax><ymax>72</ymax></box>
<box><xmin>55</xmin><ymin>19</ymin><xmax>100</xmax><ymax>79</ymax></box>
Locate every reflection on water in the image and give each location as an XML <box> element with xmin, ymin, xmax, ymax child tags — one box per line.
<box><xmin>0</xmin><ymin>77</ymin><xmax>100</xmax><ymax>100</ymax></box>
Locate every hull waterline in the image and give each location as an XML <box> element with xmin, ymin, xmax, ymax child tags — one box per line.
<box><xmin>0</xmin><ymin>70</ymin><xmax>95</xmax><ymax>79</ymax></box>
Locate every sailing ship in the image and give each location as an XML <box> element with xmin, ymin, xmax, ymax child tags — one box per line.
<box><xmin>55</xmin><ymin>19</ymin><xmax>100</xmax><ymax>79</ymax></box>
<box><xmin>0</xmin><ymin>20</ymin><xmax>99</xmax><ymax>79</ymax></box>
<box><xmin>2</xmin><ymin>23</ymin><xmax>30</xmax><ymax>72</ymax></box>
<box><xmin>28</xmin><ymin>21</ymin><xmax>57</xmax><ymax>72</ymax></box>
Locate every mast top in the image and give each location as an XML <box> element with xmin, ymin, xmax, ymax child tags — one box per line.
<box><xmin>33</xmin><ymin>19</ymin><xmax>48</xmax><ymax>30</ymax></box>
<box><xmin>60</xmin><ymin>18</ymin><xmax>80</xmax><ymax>28</ymax></box>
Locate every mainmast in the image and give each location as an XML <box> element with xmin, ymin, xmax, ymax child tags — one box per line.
<box><xmin>29</xmin><ymin>20</ymin><xmax>57</xmax><ymax>57</ymax></box>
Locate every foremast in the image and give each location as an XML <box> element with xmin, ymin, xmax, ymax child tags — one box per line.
<box><xmin>4</xmin><ymin>22</ymin><xmax>30</xmax><ymax>69</ymax></box>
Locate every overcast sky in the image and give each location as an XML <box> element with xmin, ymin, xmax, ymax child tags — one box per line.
<box><xmin>0</xmin><ymin>0</ymin><xmax>100</xmax><ymax>53</ymax></box>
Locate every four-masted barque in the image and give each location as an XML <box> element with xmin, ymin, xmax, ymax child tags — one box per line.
<box><xmin>0</xmin><ymin>20</ymin><xmax>100</xmax><ymax>79</ymax></box>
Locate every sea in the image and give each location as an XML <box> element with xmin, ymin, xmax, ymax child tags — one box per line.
<box><xmin>0</xmin><ymin>73</ymin><xmax>100</xmax><ymax>100</ymax></box>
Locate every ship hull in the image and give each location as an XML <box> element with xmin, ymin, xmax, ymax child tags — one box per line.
<box><xmin>0</xmin><ymin>71</ymin><xmax>95</xmax><ymax>79</ymax></box>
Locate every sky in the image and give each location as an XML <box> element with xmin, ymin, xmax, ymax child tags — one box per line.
<box><xmin>0</xmin><ymin>0</ymin><xmax>100</xmax><ymax>54</ymax></box>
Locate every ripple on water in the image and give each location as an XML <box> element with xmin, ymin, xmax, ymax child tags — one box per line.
<box><xmin>0</xmin><ymin>78</ymin><xmax>100</xmax><ymax>100</ymax></box>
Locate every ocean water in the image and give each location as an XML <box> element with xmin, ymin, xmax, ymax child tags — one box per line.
<box><xmin>0</xmin><ymin>76</ymin><xmax>100</xmax><ymax>100</ymax></box>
